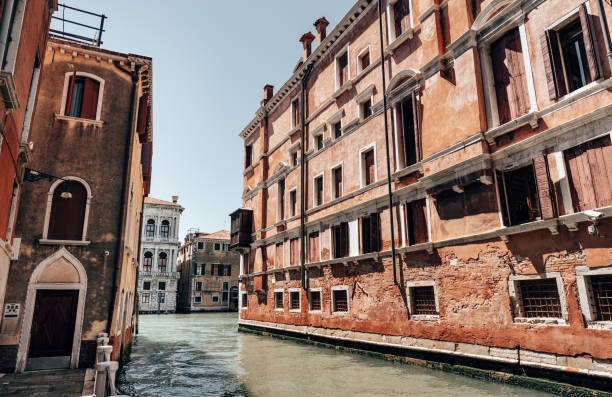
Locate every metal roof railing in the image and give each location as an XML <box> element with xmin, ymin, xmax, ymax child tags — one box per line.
<box><xmin>49</xmin><ymin>4</ymin><xmax>106</xmax><ymax>47</ymax></box>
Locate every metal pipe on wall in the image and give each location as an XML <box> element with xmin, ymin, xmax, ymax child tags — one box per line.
<box><xmin>300</xmin><ymin>63</ymin><xmax>314</xmax><ymax>291</ymax></box>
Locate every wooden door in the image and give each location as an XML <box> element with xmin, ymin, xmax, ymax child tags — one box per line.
<box><xmin>28</xmin><ymin>290</ymin><xmax>78</xmax><ymax>363</ymax></box>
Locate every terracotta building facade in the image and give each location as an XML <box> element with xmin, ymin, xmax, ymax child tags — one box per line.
<box><xmin>177</xmin><ymin>230</ymin><xmax>240</xmax><ymax>312</ymax></box>
<box><xmin>0</xmin><ymin>37</ymin><xmax>153</xmax><ymax>372</ymax></box>
<box><xmin>138</xmin><ymin>196</ymin><xmax>183</xmax><ymax>313</ymax></box>
<box><xmin>233</xmin><ymin>0</ymin><xmax>612</xmax><ymax>388</ymax></box>
<box><xmin>0</xmin><ymin>0</ymin><xmax>56</xmax><ymax>337</ymax></box>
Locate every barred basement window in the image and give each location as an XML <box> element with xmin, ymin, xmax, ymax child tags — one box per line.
<box><xmin>290</xmin><ymin>290</ymin><xmax>300</xmax><ymax>311</ymax></box>
<box><xmin>274</xmin><ymin>291</ymin><xmax>284</xmax><ymax>310</ymax></box>
<box><xmin>242</xmin><ymin>293</ymin><xmax>248</xmax><ymax>308</ymax></box>
<box><xmin>309</xmin><ymin>289</ymin><xmax>322</xmax><ymax>312</ymax></box>
<box><xmin>591</xmin><ymin>275</ymin><xmax>612</xmax><ymax>321</ymax></box>
<box><xmin>332</xmin><ymin>288</ymin><xmax>349</xmax><ymax>313</ymax></box>
<box><xmin>411</xmin><ymin>286</ymin><xmax>437</xmax><ymax>315</ymax></box>
<box><xmin>194</xmin><ymin>296</ymin><xmax>201</xmax><ymax>303</ymax></box>
<box><xmin>518</xmin><ymin>278</ymin><xmax>562</xmax><ymax>318</ymax></box>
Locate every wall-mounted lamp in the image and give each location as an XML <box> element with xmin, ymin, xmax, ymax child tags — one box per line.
<box><xmin>24</xmin><ymin>168</ymin><xmax>72</xmax><ymax>199</ymax></box>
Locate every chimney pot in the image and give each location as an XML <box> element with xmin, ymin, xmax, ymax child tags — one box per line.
<box><xmin>172</xmin><ymin>195</ymin><xmax>179</xmax><ymax>203</ymax></box>
<box><xmin>263</xmin><ymin>84</ymin><xmax>274</xmax><ymax>102</ymax></box>
<box><xmin>314</xmin><ymin>17</ymin><xmax>330</xmax><ymax>46</ymax></box>
<box><xmin>300</xmin><ymin>32</ymin><xmax>315</xmax><ymax>61</ymax></box>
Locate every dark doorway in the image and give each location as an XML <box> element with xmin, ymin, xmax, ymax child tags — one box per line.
<box><xmin>27</xmin><ymin>289</ymin><xmax>79</xmax><ymax>370</ymax></box>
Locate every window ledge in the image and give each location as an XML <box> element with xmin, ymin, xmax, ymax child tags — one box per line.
<box><xmin>332</xmin><ymin>311</ymin><xmax>349</xmax><ymax>316</ymax></box>
<box><xmin>513</xmin><ymin>317</ymin><xmax>568</xmax><ymax>326</ymax></box>
<box><xmin>289</xmin><ymin>309</ymin><xmax>301</xmax><ymax>313</ymax></box>
<box><xmin>411</xmin><ymin>314</ymin><xmax>440</xmax><ymax>321</ymax></box>
<box><xmin>308</xmin><ymin>310</ymin><xmax>322</xmax><ymax>314</ymax></box>
<box><xmin>333</xmin><ymin>81</ymin><xmax>353</xmax><ymax>99</ymax></box>
<box><xmin>585</xmin><ymin>321</ymin><xmax>612</xmax><ymax>330</ymax></box>
<box><xmin>388</xmin><ymin>29</ymin><xmax>414</xmax><ymax>53</ymax></box>
<box><xmin>39</xmin><ymin>239</ymin><xmax>91</xmax><ymax>246</ymax></box>
<box><xmin>392</xmin><ymin>162</ymin><xmax>423</xmax><ymax>181</ymax></box>
<box><xmin>485</xmin><ymin>111</ymin><xmax>539</xmax><ymax>144</ymax></box>
<box><xmin>54</xmin><ymin>113</ymin><xmax>104</xmax><ymax>127</ymax></box>
<box><xmin>274</xmin><ymin>308</ymin><xmax>284</xmax><ymax>312</ymax></box>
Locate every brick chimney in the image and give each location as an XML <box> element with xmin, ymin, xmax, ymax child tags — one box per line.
<box><xmin>314</xmin><ymin>17</ymin><xmax>330</xmax><ymax>46</ymax></box>
<box><xmin>264</xmin><ymin>84</ymin><xmax>274</xmax><ymax>102</ymax></box>
<box><xmin>172</xmin><ymin>195</ymin><xmax>179</xmax><ymax>203</ymax></box>
<box><xmin>300</xmin><ymin>32</ymin><xmax>315</xmax><ymax>61</ymax></box>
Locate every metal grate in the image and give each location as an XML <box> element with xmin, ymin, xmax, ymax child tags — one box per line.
<box><xmin>592</xmin><ymin>275</ymin><xmax>612</xmax><ymax>321</ymax></box>
<box><xmin>290</xmin><ymin>291</ymin><xmax>300</xmax><ymax>310</ymax></box>
<box><xmin>333</xmin><ymin>290</ymin><xmax>348</xmax><ymax>312</ymax></box>
<box><xmin>310</xmin><ymin>291</ymin><xmax>321</xmax><ymax>311</ymax></box>
<box><xmin>411</xmin><ymin>286</ymin><xmax>437</xmax><ymax>315</ymax></box>
<box><xmin>518</xmin><ymin>278</ymin><xmax>562</xmax><ymax>318</ymax></box>
<box><xmin>274</xmin><ymin>292</ymin><xmax>283</xmax><ymax>309</ymax></box>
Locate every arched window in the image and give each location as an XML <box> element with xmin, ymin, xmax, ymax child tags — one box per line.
<box><xmin>160</xmin><ymin>220</ymin><xmax>170</xmax><ymax>238</ymax></box>
<box><xmin>145</xmin><ymin>219</ymin><xmax>155</xmax><ymax>237</ymax></box>
<box><xmin>65</xmin><ymin>75</ymin><xmax>100</xmax><ymax>120</ymax></box>
<box><xmin>143</xmin><ymin>252</ymin><xmax>153</xmax><ymax>272</ymax></box>
<box><xmin>47</xmin><ymin>181</ymin><xmax>87</xmax><ymax>241</ymax></box>
<box><xmin>158</xmin><ymin>252</ymin><xmax>168</xmax><ymax>272</ymax></box>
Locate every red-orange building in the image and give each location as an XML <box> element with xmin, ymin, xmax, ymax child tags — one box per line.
<box><xmin>233</xmin><ymin>0</ymin><xmax>612</xmax><ymax>389</ymax></box>
<box><xmin>0</xmin><ymin>0</ymin><xmax>56</xmax><ymax>329</ymax></box>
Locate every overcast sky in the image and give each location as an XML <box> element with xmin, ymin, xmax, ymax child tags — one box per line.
<box><xmin>54</xmin><ymin>1</ymin><xmax>355</xmax><ymax>240</ymax></box>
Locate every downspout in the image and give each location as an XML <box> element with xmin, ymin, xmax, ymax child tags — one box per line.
<box><xmin>300</xmin><ymin>63</ymin><xmax>314</xmax><ymax>291</ymax></box>
<box><xmin>596</xmin><ymin>0</ymin><xmax>612</xmax><ymax>70</ymax></box>
<box><xmin>378</xmin><ymin>0</ymin><xmax>399</xmax><ymax>287</ymax></box>
<box><xmin>106</xmin><ymin>62</ymin><xmax>141</xmax><ymax>336</ymax></box>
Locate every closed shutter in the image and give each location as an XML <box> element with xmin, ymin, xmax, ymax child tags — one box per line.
<box><xmin>365</xmin><ymin>150</ymin><xmax>375</xmax><ymax>185</ymax></box>
<box><xmin>80</xmin><ymin>78</ymin><xmax>100</xmax><ymax>120</ymax></box>
<box><xmin>276</xmin><ymin>243</ymin><xmax>283</xmax><ymax>268</ymax></box>
<box><xmin>136</xmin><ymin>94</ymin><xmax>149</xmax><ymax>134</ymax></box>
<box><xmin>579</xmin><ymin>4</ymin><xmax>600</xmax><ymax>82</ymax></box>
<box><xmin>309</xmin><ymin>232</ymin><xmax>319</xmax><ymax>262</ymax></box>
<box><xmin>491</xmin><ymin>35</ymin><xmax>512</xmax><ymax>123</ymax></box>
<box><xmin>540</xmin><ymin>30</ymin><xmax>567</xmax><ymax>99</ymax></box>
<box><xmin>412</xmin><ymin>199</ymin><xmax>429</xmax><ymax>244</ymax></box>
<box><xmin>412</xmin><ymin>92</ymin><xmax>422</xmax><ymax>162</ymax></box>
<box><xmin>394</xmin><ymin>0</ymin><xmax>411</xmax><ymax>37</ymax></box>
<box><xmin>533</xmin><ymin>154</ymin><xmax>556</xmax><ymax>219</ymax></box>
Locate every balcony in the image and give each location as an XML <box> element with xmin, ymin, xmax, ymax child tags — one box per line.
<box><xmin>140</xmin><ymin>271</ymin><xmax>180</xmax><ymax>279</ymax></box>
<box><xmin>229</xmin><ymin>208</ymin><xmax>253</xmax><ymax>249</ymax></box>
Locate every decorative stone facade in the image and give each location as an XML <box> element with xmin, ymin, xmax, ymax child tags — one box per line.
<box><xmin>177</xmin><ymin>231</ymin><xmax>240</xmax><ymax>312</ymax></box>
<box><xmin>234</xmin><ymin>0</ymin><xmax>612</xmax><ymax>388</ymax></box>
<box><xmin>138</xmin><ymin>196</ymin><xmax>183</xmax><ymax>313</ymax></box>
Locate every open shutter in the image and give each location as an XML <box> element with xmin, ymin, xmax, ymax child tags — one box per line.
<box><xmin>540</xmin><ymin>30</ymin><xmax>566</xmax><ymax>100</ymax></box>
<box><xmin>136</xmin><ymin>94</ymin><xmax>149</xmax><ymax>136</ymax></box>
<box><xmin>579</xmin><ymin>4</ymin><xmax>600</xmax><ymax>82</ymax></box>
<box><xmin>412</xmin><ymin>92</ymin><xmax>422</xmax><ymax>162</ymax></box>
<box><xmin>588</xmin><ymin>136</ymin><xmax>612</xmax><ymax>207</ymax></box>
<box><xmin>341</xmin><ymin>223</ymin><xmax>348</xmax><ymax>257</ymax></box>
<box><xmin>506</xmin><ymin>28</ymin><xmax>530</xmax><ymax>118</ymax></box>
<box><xmin>496</xmin><ymin>170</ymin><xmax>510</xmax><ymax>226</ymax></box>
<box><xmin>80</xmin><ymin>78</ymin><xmax>100</xmax><ymax>120</ymax></box>
<box><xmin>371</xmin><ymin>213</ymin><xmax>381</xmax><ymax>252</ymax></box>
<box><xmin>533</xmin><ymin>154</ymin><xmax>556</xmax><ymax>219</ymax></box>
<box><xmin>491</xmin><ymin>34</ymin><xmax>512</xmax><ymax>124</ymax></box>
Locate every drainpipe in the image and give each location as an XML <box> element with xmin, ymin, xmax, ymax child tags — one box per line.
<box><xmin>300</xmin><ymin>63</ymin><xmax>314</xmax><ymax>291</ymax></box>
<box><xmin>596</xmin><ymin>0</ymin><xmax>612</xmax><ymax>70</ymax></box>
<box><xmin>378</xmin><ymin>0</ymin><xmax>399</xmax><ymax>287</ymax></box>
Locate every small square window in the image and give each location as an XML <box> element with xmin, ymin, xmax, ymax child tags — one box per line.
<box><xmin>315</xmin><ymin>134</ymin><xmax>324</xmax><ymax>150</ymax></box>
<box><xmin>143</xmin><ymin>281</ymin><xmax>151</xmax><ymax>291</ymax></box>
<box><xmin>333</xmin><ymin>121</ymin><xmax>342</xmax><ymax>139</ymax></box>
<box><xmin>274</xmin><ymin>291</ymin><xmax>284</xmax><ymax>310</ymax></box>
<box><xmin>212</xmin><ymin>296</ymin><xmax>219</xmax><ymax>303</ymax></box>
<box><xmin>332</xmin><ymin>288</ymin><xmax>348</xmax><ymax>313</ymax></box>
<box><xmin>309</xmin><ymin>289</ymin><xmax>322</xmax><ymax>312</ymax></box>
<box><xmin>194</xmin><ymin>296</ymin><xmax>202</xmax><ymax>303</ymax></box>
<box><xmin>214</xmin><ymin>243</ymin><xmax>221</xmax><ymax>250</ymax></box>
<box><xmin>197</xmin><ymin>242</ymin><xmax>204</xmax><ymax>250</ymax></box>
<box><xmin>291</xmin><ymin>151</ymin><xmax>298</xmax><ymax>167</ymax></box>
<box><xmin>290</xmin><ymin>290</ymin><xmax>300</xmax><ymax>311</ymax></box>
<box><xmin>158</xmin><ymin>282</ymin><xmax>166</xmax><ymax>291</ymax></box>
<box><xmin>358</xmin><ymin>49</ymin><xmax>370</xmax><ymax>73</ymax></box>
<box><xmin>361</xmin><ymin>98</ymin><xmax>372</xmax><ymax>119</ymax></box>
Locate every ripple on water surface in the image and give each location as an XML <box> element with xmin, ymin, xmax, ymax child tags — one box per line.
<box><xmin>118</xmin><ymin>313</ymin><xmax>552</xmax><ymax>397</ymax></box>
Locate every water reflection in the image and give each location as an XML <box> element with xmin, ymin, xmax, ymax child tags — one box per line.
<box><xmin>118</xmin><ymin>313</ymin><xmax>551</xmax><ymax>397</ymax></box>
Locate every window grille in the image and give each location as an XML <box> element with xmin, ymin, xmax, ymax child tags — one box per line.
<box><xmin>290</xmin><ymin>291</ymin><xmax>300</xmax><ymax>310</ymax></box>
<box><xmin>591</xmin><ymin>275</ymin><xmax>612</xmax><ymax>321</ymax></box>
<box><xmin>274</xmin><ymin>292</ymin><xmax>283</xmax><ymax>309</ymax></box>
<box><xmin>333</xmin><ymin>289</ymin><xmax>348</xmax><ymax>312</ymax></box>
<box><xmin>411</xmin><ymin>286</ymin><xmax>437</xmax><ymax>315</ymax></box>
<box><xmin>518</xmin><ymin>278</ymin><xmax>562</xmax><ymax>318</ymax></box>
<box><xmin>309</xmin><ymin>291</ymin><xmax>321</xmax><ymax>311</ymax></box>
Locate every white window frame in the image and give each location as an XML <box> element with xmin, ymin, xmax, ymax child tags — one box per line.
<box><xmin>141</xmin><ymin>293</ymin><xmax>150</xmax><ymax>304</ymax></box>
<box><xmin>313</xmin><ymin>172</ymin><xmax>324</xmax><ymax>207</ymax></box>
<box><xmin>576</xmin><ymin>266</ymin><xmax>612</xmax><ymax>330</ymax></box>
<box><xmin>289</xmin><ymin>288</ymin><xmax>302</xmax><ymax>313</ymax></box>
<box><xmin>194</xmin><ymin>296</ymin><xmax>202</xmax><ymax>303</ymax></box>
<box><xmin>334</xmin><ymin>43</ymin><xmax>351</xmax><ymax>91</ymax></box>
<box><xmin>308</xmin><ymin>287</ymin><xmax>323</xmax><ymax>313</ymax></box>
<box><xmin>359</xmin><ymin>143</ymin><xmax>378</xmax><ymax>188</ymax></box>
<box><xmin>331</xmin><ymin>285</ymin><xmax>350</xmax><ymax>315</ymax></box>
<box><xmin>356</xmin><ymin>46</ymin><xmax>371</xmax><ymax>74</ymax></box>
<box><xmin>274</xmin><ymin>288</ymin><xmax>285</xmax><ymax>311</ymax></box>
<box><xmin>387</xmin><ymin>0</ymin><xmax>414</xmax><ymax>44</ymax></box>
<box><xmin>59</xmin><ymin>71</ymin><xmax>105</xmax><ymax>122</ymax></box>
<box><xmin>330</xmin><ymin>162</ymin><xmax>344</xmax><ymax>200</ymax></box>
<box><xmin>212</xmin><ymin>295</ymin><xmax>219</xmax><ymax>303</ymax></box>
<box><xmin>311</xmin><ymin>124</ymin><xmax>325</xmax><ymax>151</ymax></box>
<box><xmin>406</xmin><ymin>280</ymin><xmax>440</xmax><ymax>321</ymax></box>
<box><xmin>508</xmin><ymin>272</ymin><xmax>569</xmax><ymax>325</ymax></box>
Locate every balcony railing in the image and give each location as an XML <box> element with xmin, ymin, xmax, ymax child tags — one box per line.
<box><xmin>140</xmin><ymin>271</ymin><xmax>180</xmax><ymax>278</ymax></box>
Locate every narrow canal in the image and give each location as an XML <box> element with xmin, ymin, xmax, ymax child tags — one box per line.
<box><xmin>118</xmin><ymin>313</ymin><xmax>552</xmax><ymax>397</ymax></box>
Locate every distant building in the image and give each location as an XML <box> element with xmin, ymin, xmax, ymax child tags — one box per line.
<box><xmin>177</xmin><ymin>230</ymin><xmax>240</xmax><ymax>312</ymax></box>
<box><xmin>138</xmin><ymin>196</ymin><xmax>183</xmax><ymax>313</ymax></box>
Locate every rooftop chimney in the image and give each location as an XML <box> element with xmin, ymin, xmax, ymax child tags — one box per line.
<box><xmin>172</xmin><ymin>195</ymin><xmax>179</xmax><ymax>203</ymax></box>
<box><xmin>300</xmin><ymin>32</ymin><xmax>315</xmax><ymax>62</ymax></box>
<box><xmin>314</xmin><ymin>17</ymin><xmax>330</xmax><ymax>46</ymax></box>
<box><xmin>263</xmin><ymin>84</ymin><xmax>274</xmax><ymax>103</ymax></box>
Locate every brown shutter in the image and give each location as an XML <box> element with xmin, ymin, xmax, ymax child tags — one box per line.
<box><xmin>533</xmin><ymin>154</ymin><xmax>556</xmax><ymax>219</ymax></box>
<box><xmin>365</xmin><ymin>150</ymin><xmax>375</xmax><ymax>185</ymax></box>
<box><xmin>579</xmin><ymin>4</ymin><xmax>600</xmax><ymax>82</ymax></box>
<box><xmin>540</xmin><ymin>30</ymin><xmax>566</xmax><ymax>100</ymax></box>
<box><xmin>309</xmin><ymin>232</ymin><xmax>319</xmax><ymax>262</ymax></box>
<box><xmin>48</xmin><ymin>182</ymin><xmax>87</xmax><ymax>240</ymax></box>
<box><xmin>491</xmin><ymin>34</ymin><xmax>512</xmax><ymax>124</ymax></box>
<box><xmin>334</xmin><ymin>167</ymin><xmax>342</xmax><ymax>198</ymax></box>
<box><xmin>566</xmin><ymin>144</ymin><xmax>596</xmax><ymax>211</ymax></box>
<box><xmin>409</xmin><ymin>199</ymin><xmax>428</xmax><ymax>244</ymax></box>
<box><xmin>371</xmin><ymin>213</ymin><xmax>381</xmax><ymax>252</ymax></box>
<box><xmin>276</xmin><ymin>243</ymin><xmax>283</xmax><ymax>268</ymax></box>
<box><xmin>81</xmin><ymin>78</ymin><xmax>100</xmax><ymax>120</ymax></box>
<box><xmin>136</xmin><ymin>94</ymin><xmax>149</xmax><ymax>134</ymax></box>
<box><xmin>506</xmin><ymin>28</ymin><xmax>530</xmax><ymax>118</ymax></box>
<box><xmin>495</xmin><ymin>170</ymin><xmax>510</xmax><ymax>226</ymax></box>
<box><xmin>340</xmin><ymin>222</ymin><xmax>348</xmax><ymax>257</ymax></box>
<box><xmin>65</xmin><ymin>72</ymin><xmax>76</xmax><ymax>115</ymax></box>
<box><xmin>412</xmin><ymin>92</ymin><xmax>422</xmax><ymax>162</ymax></box>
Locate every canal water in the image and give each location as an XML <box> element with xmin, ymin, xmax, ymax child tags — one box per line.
<box><xmin>117</xmin><ymin>312</ymin><xmax>551</xmax><ymax>397</ymax></box>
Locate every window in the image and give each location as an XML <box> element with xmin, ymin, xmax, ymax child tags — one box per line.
<box><xmin>290</xmin><ymin>238</ymin><xmax>299</xmax><ymax>266</ymax></box>
<box><xmin>143</xmin><ymin>252</ymin><xmax>153</xmax><ymax>272</ymax></box>
<box><xmin>194</xmin><ymin>296</ymin><xmax>202</xmax><ymax>303</ymax></box>
<box><xmin>64</xmin><ymin>74</ymin><xmax>100</xmax><ymax>120</ymax></box>
<box><xmin>223</xmin><ymin>282</ymin><xmax>229</xmax><ymax>290</ymax></box>
<box><xmin>395</xmin><ymin>94</ymin><xmax>420</xmax><ymax>168</ymax></box>
<box><xmin>541</xmin><ymin>5</ymin><xmax>600</xmax><ymax>99</ymax></box>
<box><xmin>410</xmin><ymin>286</ymin><xmax>437</xmax><ymax>315</ymax></box>
<box><xmin>291</xmin><ymin>96</ymin><xmax>300</xmax><ymax>128</ymax></box>
<box><xmin>214</xmin><ymin>243</ymin><xmax>221</xmax><ymax>250</ymax></box>
<box><xmin>405</xmin><ymin>199</ymin><xmax>428</xmax><ymax>245</ymax></box>
<box><xmin>314</xmin><ymin>174</ymin><xmax>324</xmax><ymax>207</ymax></box>
<box><xmin>591</xmin><ymin>275</ymin><xmax>612</xmax><ymax>322</ymax></box>
<box><xmin>196</xmin><ymin>282</ymin><xmax>202</xmax><ymax>291</ymax></box>
<box><xmin>361</xmin><ymin>98</ymin><xmax>372</xmax><ymax>119</ymax></box>
<box><xmin>160</xmin><ymin>220</ymin><xmax>170</xmax><ymax>238</ymax></box>
<box><xmin>145</xmin><ymin>219</ymin><xmax>155</xmax><ymax>237</ymax></box>
<box><xmin>289</xmin><ymin>289</ymin><xmax>301</xmax><ymax>311</ymax></box>
<box><xmin>212</xmin><ymin>296</ymin><xmax>219</xmax><ymax>303</ymax></box>
<box><xmin>227</xmin><ymin>265</ymin><xmax>232</xmax><ymax>277</ymax></box>
<box><xmin>361</xmin><ymin>147</ymin><xmax>376</xmax><ymax>187</ymax></box>
<box><xmin>358</xmin><ymin>47</ymin><xmax>370</xmax><ymax>73</ymax></box>
<box><xmin>245</xmin><ymin>144</ymin><xmax>253</xmax><ymax>168</ymax></box>
<box><xmin>159</xmin><ymin>294</ymin><xmax>166</xmax><ymax>304</ymax></box>
<box><xmin>393</xmin><ymin>0</ymin><xmax>411</xmax><ymax>39</ymax></box>
<box><xmin>289</xmin><ymin>189</ymin><xmax>297</xmax><ymax>217</ymax></box>
<box><xmin>278</xmin><ymin>179</ymin><xmax>286</xmax><ymax>221</ymax></box>
<box><xmin>498</xmin><ymin>164</ymin><xmax>543</xmax><ymax>226</ymax></box>
<box><xmin>517</xmin><ymin>278</ymin><xmax>562</xmax><ymax>319</ymax></box>
<box><xmin>158</xmin><ymin>252</ymin><xmax>168</xmax><ymax>272</ymax></box>
<box><xmin>200</xmin><ymin>263</ymin><xmax>206</xmax><ymax>275</ymax></box>
<box><xmin>47</xmin><ymin>181</ymin><xmax>87</xmax><ymax>241</ymax></box>
<box><xmin>242</xmin><ymin>293</ymin><xmax>248</xmax><ymax>308</ymax></box>
<box><xmin>275</xmin><ymin>243</ymin><xmax>284</xmax><ymax>269</ymax></box>
<box><xmin>193</xmin><ymin>263</ymin><xmax>199</xmax><ymax>275</ymax></box>
<box><xmin>332</xmin><ymin>165</ymin><xmax>343</xmax><ymax>199</ymax></box>
<box><xmin>309</xmin><ymin>232</ymin><xmax>320</xmax><ymax>263</ymax></box>
<box><xmin>197</xmin><ymin>242</ymin><xmax>204</xmax><ymax>250</ymax></box>
<box><xmin>332</xmin><ymin>222</ymin><xmax>349</xmax><ymax>258</ymax></box>
<box><xmin>158</xmin><ymin>282</ymin><xmax>166</xmax><ymax>291</ymax></box>
<box><xmin>361</xmin><ymin>213</ymin><xmax>381</xmax><ymax>254</ymax></box>
<box><xmin>315</xmin><ymin>133</ymin><xmax>324</xmax><ymax>150</ymax></box>
<box><xmin>336</xmin><ymin>48</ymin><xmax>349</xmax><ymax>89</ymax></box>
<box><xmin>332</xmin><ymin>287</ymin><xmax>349</xmax><ymax>313</ymax></box>
<box><xmin>564</xmin><ymin>136</ymin><xmax>612</xmax><ymax>212</ymax></box>
<box><xmin>223</xmin><ymin>244</ymin><xmax>230</xmax><ymax>251</ymax></box>
<box><xmin>274</xmin><ymin>290</ymin><xmax>284</xmax><ymax>310</ymax></box>
<box><xmin>142</xmin><ymin>294</ymin><xmax>150</xmax><ymax>303</ymax></box>
<box><xmin>333</xmin><ymin>121</ymin><xmax>342</xmax><ymax>139</ymax></box>
<box><xmin>309</xmin><ymin>289</ymin><xmax>322</xmax><ymax>312</ymax></box>
<box><xmin>291</xmin><ymin>151</ymin><xmax>298</xmax><ymax>167</ymax></box>
<box><xmin>223</xmin><ymin>291</ymin><xmax>229</xmax><ymax>303</ymax></box>
<box><xmin>143</xmin><ymin>281</ymin><xmax>151</xmax><ymax>290</ymax></box>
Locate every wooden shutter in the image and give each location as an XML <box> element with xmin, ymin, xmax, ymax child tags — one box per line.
<box><xmin>65</xmin><ymin>73</ymin><xmax>76</xmax><ymax>116</ymax></box>
<box><xmin>540</xmin><ymin>30</ymin><xmax>566</xmax><ymax>100</ymax></box>
<box><xmin>309</xmin><ymin>232</ymin><xmax>319</xmax><ymax>262</ymax></box>
<box><xmin>361</xmin><ymin>216</ymin><xmax>371</xmax><ymax>253</ymax></box>
<box><xmin>80</xmin><ymin>78</ymin><xmax>100</xmax><ymax>120</ymax></box>
<box><xmin>394</xmin><ymin>0</ymin><xmax>411</xmax><ymax>37</ymax></box>
<box><xmin>334</xmin><ymin>167</ymin><xmax>342</xmax><ymax>198</ymax></box>
<box><xmin>136</xmin><ymin>94</ymin><xmax>149</xmax><ymax>134</ymax></box>
<box><xmin>48</xmin><ymin>182</ymin><xmax>86</xmax><ymax>240</ymax></box>
<box><xmin>495</xmin><ymin>170</ymin><xmax>510</xmax><ymax>226</ymax></box>
<box><xmin>412</xmin><ymin>92</ymin><xmax>422</xmax><ymax>162</ymax></box>
<box><xmin>491</xmin><ymin>35</ymin><xmax>512</xmax><ymax>124</ymax></box>
<box><xmin>371</xmin><ymin>213</ymin><xmax>381</xmax><ymax>252</ymax></box>
<box><xmin>587</xmin><ymin>136</ymin><xmax>612</xmax><ymax>208</ymax></box>
<box><xmin>579</xmin><ymin>4</ymin><xmax>600</xmax><ymax>82</ymax></box>
<box><xmin>276</xmin><ymin>243</ymin><xmax>283</xmax><ymax>268</ymax></box>
<box><xmin>406</xmin><ymin>199</ymin><xmax>428</xmax><ymax>245</ymax></box>
<box><xmin>533</xmin><ymin>155</ymin><xmax>556</xmax><ymax>219</ymax></box>
<box><xmin>365</xmin><ymin>150</ymin><xmax>375</xmax><ymax>185</ymax></box>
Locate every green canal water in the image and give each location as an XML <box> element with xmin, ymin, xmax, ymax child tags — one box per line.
<box><xmin>117</xmin><ymin>312</ymin><xmax>552</xmax><ymax>397</ymax></box>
